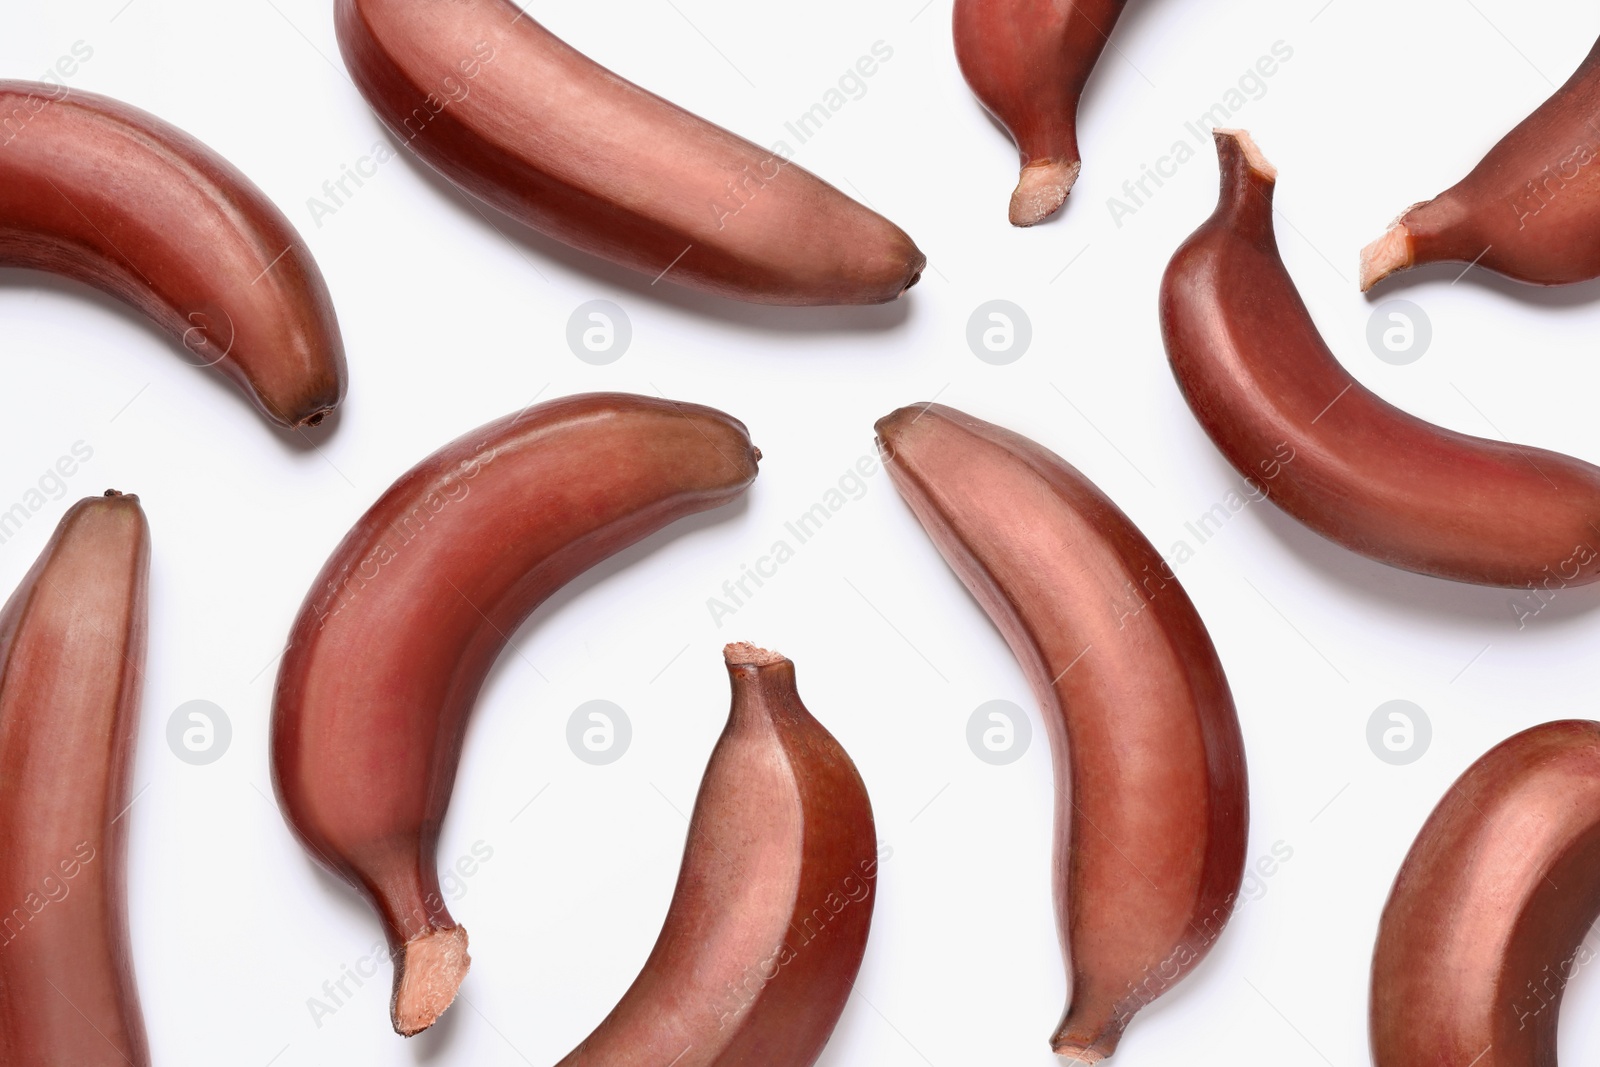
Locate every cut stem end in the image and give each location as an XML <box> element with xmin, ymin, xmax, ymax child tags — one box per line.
<box><xmin>724</xmin><ymin>641</ymin><xmax>785</xmax><ymax>667</ymax></box>
<box><xmin>1213</xmin><ymin>128</ymin><xmax>1276</xmax><ymax>180</ymax></box>
<box><xmin>1360</xmin><ymin>222</ymin><xmax>1414</xmax><ymax>291</ymax></box>
<box><xmin>1053</xmin><ymin>1045</ymin><xmax>1110</xmax><ymax>1064</ymax></box>
<box><xmin>391</xmin><ymin>926</ymin><xmax>471</xmax><ymax>1037</ymax></box>
<box><xmin>1010</xmin><ymin>159</ymin><xmax>1080</xmax><ymax>227</ymax></box>
<box><xmin>1052</xmin><ymin>1017</ymin><xmax>1121</xmax><ymax>1064</ymax></box>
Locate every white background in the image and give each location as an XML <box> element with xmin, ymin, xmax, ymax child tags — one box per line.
<box><xmin>4</xmin><ymin>0</ymin><xmax>1599</xmax><ymax>1063</ymax></box>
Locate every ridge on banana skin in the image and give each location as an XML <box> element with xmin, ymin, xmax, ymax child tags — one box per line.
<box><xmin>555</xmin><ymin>645</ymin><xmax>877</xmax><ymax>1067</ymax></box>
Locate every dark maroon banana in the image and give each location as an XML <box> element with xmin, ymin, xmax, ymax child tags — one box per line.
<box><xmin>0</xmin><ymin>81</ymin><xmax>346</xmax><ymax>428</ymax></box>
<box><xmin>1163</xmin><ymin>129</ymin><xmax>1600</xmax><ymax>587</ymax></box>
<box><xmin>557</xmin><ymin>644</ymin><xmax>877</xmax><ymax>1067</ymax></box>
<box><xmin>272</xmin><ymin>393</ymin><xmax>760</xmax><ymax>1036</ymax></box>
<box><xmin>953</xmin><ymin>0</ymin><xmax>1130</xmax><ymax>225</ymax></box>
<box><xmin>0</xmin><ymin>493</ymin><xmax>150</xmax><ymax>1066</ymax></box>
<box><xmin>877</xmin><ymin>404</ymin><xmax>1248</xmax><ymax>1062</ymax></box>
<box><xmin>1362</xmin><ymin>35</ymin><xmax>1600</xmax><ymax>288</ymax></box>
<box><xmin>336</xmin><ymin>0</ymin><xmax>925</xmax><ymax>304</ymax></box>
<box><xmin>1372</xmin><ymin>720</ymin><xmax>1600</xmax><ymax>1067</ymax></box>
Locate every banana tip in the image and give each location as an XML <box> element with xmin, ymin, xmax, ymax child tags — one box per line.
<box><xmin>873</xmin><ymin>407</ymin><xmax>923</xmax><ymax>460</ymax></box>
<box><xmin>291</xmin><ymin>400</ymin><xmax>339</xmax><ymax>430</ymax></box>
<box><xmin>1010</xmin><ymin>159</ymin><xmax>1080</xmax><ymax>227</ymax></box>
<box><xmin>1360</xmin><ymin>222</ymin><xmax>1413</xmax><ymax>291</ymax></box>
<box><xmin>391</xmin><ymin>926</ymin><xmax>470</xmax><ymax>1037</ymax></box>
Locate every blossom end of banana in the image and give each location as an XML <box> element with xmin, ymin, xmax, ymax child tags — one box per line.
<box><xmin>899</xmin><ymin>254</ymin><xmax>928</xmax><ymax>295</ymax></box>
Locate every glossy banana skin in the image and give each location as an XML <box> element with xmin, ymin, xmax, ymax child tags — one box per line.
<box><xmin>0</xmin><ymin>493</ymin><xmax>150</xmax><ymax>1066</ymax></box>
<box><xmin>953</xmin><ymin>0</ymin><xmax>1128</xmax><ymax>225</ymax></box>
<box><xmin>336</xmin><ymin>0</ymin><xmax>925</xmax><ymax>305</ymax></box>
<box><xmin>1372</xmin><ymin>720</ymin><xmax>1600</xmax><ymax>1067</ymax></box>
<box><xmin>876</xmin><ymin>404</ymin><xmax>1247</xmax><ymax>1062</ymax></box>
<box><xmin>1162</xmin><ymin>130</ymin><xmax>1600</xmax><ymax>588</ymax></box>
<box><xmin>271</xmin><ymin>392</ymin><xmax>760</xmax><ymax>1036</ymax></box>
<box><xmin>559</xmin><ymin>644</ymin><xmax>877</xmax><ymax>1067</ymax></box>
<box><xmin>0</xmin><ymin>82</ymin><xmax>346</xmax><ymax>428</ymax></box>
<box><xmin>1362</xmin><ymin>36</ymin><xmax>1600</xmax><ymax>289</ymax></box>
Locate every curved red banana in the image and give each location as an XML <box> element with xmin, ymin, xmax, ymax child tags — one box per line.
<box><xmin>953</xmin><ymin>0</ymin><xmax>1129</xmax><ymax>225</ymax></box>
<box><xmin>1372</xmin><ymin>720</ymin><xmax>1600</xmax><ymax>1067</ymax></box>
<box><xmin>1161</xmin><ymin>129</ymin><xmax>1600</xmax><ymax>588</ymax></box>
<box><xmin>1363</xmin><ymin>35</ymin><xmax>1600</xmax><ymax>289</ymax></box>
<box><xmin>558</xmin><ymin>644</ymin><xmax>877</xmax><ymax>1067</ymax></box>
<box><xmin>335</xmin><ymin>0</ymin><xmax>925</xmax><ymax>305</ymax></box>
<box><xmin>271</xmin><ymin>392</ymin><xmax>760</xmax><ymax>1036</ymax></box>
<box><xmin>0</xmin><ymin>492</ymin><xmax>150</xmax><ymax>1066</ymax></box>
<box><xmin>0</xmin><ymin>82</ymin><xmax>346</xmax><ymax>429</ymax></box>
<box><xmin>877</xmin><ymin>404</ymin><xmax>1247</xmax><ymax>1062</ymax></box>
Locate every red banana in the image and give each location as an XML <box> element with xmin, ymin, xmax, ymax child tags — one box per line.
<box><xmin>1362</xmin><ymin>35</ymin><xmax>1600</xmax><ymax>289</ymax></box>
<box><xmin>271</xmin><ymin>392</ymin><xmax>760</xmax><ymax>1036</ymax></box>
<box><xmin>335</xmin><ymin>0</ymin><xmax>925</xmax><ymax>305</ymax></box>
<box><xmin>0</xmin><ymin>82</ymin><xmax>346</xmax><ymax>429</ymax></box>
<box><xmin>953</xmin><ymin>0</ymin><xmax>1129</xmax><ymax>225</ymax></box>
<box><xmin>1372</xmin><ymin>720</ymin><xmax>1600</xmax><ymax>1067</ymax></box>
<box><xmin>1161</xmin><ymin>129</ymin><xmax>1600</xmax><ymax>588</ymax></box>
<box><xmin>0</xmin><ymin>492</ymin><xmax>150</xmax><ymax>1066</ymax></box>
<box><xmin>557</xmin><ymin>644</ymin><xmax>877</xmax><ymax>1067</ymax></box>
<box><xmin>876</xmin><ymin>403</ymin><xmax>1248</xmax><ymax>1062</ymax></box>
